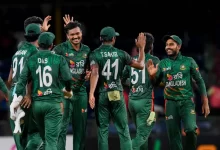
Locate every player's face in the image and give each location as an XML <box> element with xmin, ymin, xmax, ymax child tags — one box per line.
<box><xmin>66</xmin><ymin>27</ymin><xmax>82</xmax><ymax>45</ymax></box>
<box><xmin>165</xmin><ymin>39</ymin><xmax>181</xmax><ymax>57</ymax></box>
<box><xmin>131</xmin><ymin>46</ymin><xmax>138</xmax><ymax>56</ymax></box>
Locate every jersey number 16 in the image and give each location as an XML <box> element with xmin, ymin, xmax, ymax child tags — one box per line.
<box><xmin>36</xmin><ymin>65</ymin><xmax>53</xmax><ymax>87</ymax></box>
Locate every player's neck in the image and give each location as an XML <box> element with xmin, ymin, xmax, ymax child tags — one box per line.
<box><xmin>30</xmin><ymin>41</ymin><xmax>39</xmax><ymax>48</ymax></box>
<box><xmin>71</xmin><ymin>43</ymin><xmax>81</xmax><ymax>51</ymax></box>
<box><xmin>102</xmin><ymin>42</ymin><xmax>113</xmax><ymax>46</ymax></box>
<box><xmin>170</xmin><ymin>53</ymin><xmax>179</xmax><ymax>60</ymax></box>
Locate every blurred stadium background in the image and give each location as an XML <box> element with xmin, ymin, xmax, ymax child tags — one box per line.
<box><xmin>0</xmin><ymin>1</ymin><xmax>219</xmax><ymax>150</ymax></box>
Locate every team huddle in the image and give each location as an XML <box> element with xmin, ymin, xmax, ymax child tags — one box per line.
<box><xmin>0</xmin><ymin>14</ymin><xmax>210</xmax><ymax>150</ymax></box>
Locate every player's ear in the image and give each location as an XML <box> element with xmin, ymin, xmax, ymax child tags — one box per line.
<box><xmin>49</xmin><ymin>44</ymin><xmax>54</xmax><ymax>51</ymax></box>
<box><xmin>111</xmin><ymin>37</ymin><xmax>116</xmax><ymax>43</ymax></box>
<box><xmin>66</xmin><ymin>34</ymin><xmax>69</xmax><ymax>40</ymax></box>
<box><xmin>177</xmin><ymin>44</ymin><xmax>181</xmax><ymax>50</ymax></box>
<box><xmin>100</xmin><ymin>37</ymin><xmax>104</xmax><ymax>42</ymax></box>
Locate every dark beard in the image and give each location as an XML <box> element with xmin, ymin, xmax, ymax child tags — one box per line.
<box><xmin>167</xmin><ymin>49</ymin><xmax>177</xmax><ymax>57</ymax></box>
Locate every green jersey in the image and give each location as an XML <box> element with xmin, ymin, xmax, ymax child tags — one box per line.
<box><xmin>15</xmin><ymin>51</ymin><xmax>72</xmax><ymax>103</ymax></box>
<box><xmin>156</xmin><ymin>52</ymin><xmax>207</xmax><ymax>100</ymax></box>
<box><xmin>122</xmin><ymin>53</ymin><xmax>160</xmax><ymax>100</ymax></box>
<box><xmin>53</xmin><ymin>41</ymin><xmax>90</xmax><ymax>93</ymax></box>
<box><xmin>89</xmin><ymin>45</ymin><xmax>132</xmax><ymax>93</ymax></box>
<box><xmin>11</xmin><ymin>41</ymin><xmax>38</xmax><ymax>87</ymax></box>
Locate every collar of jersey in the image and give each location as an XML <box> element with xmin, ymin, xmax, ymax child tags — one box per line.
<box><xmin>39</xmin><ymin>50</ymin><xmax>51</xmax><ymax>52</ymax></box>
<box><xmin>146</xmin><ymin>52</ymin><xmax>151</xmax><ymax>57</ymax></box>
<box><xmin>99</xmin><ymin>44</ymin><xmax>113</xmax><ymax>48</ymax></box>
<box><xmin>168</xmin><ymin>52</ymin><xmax>182</xmax><ymax>60</ymax></box>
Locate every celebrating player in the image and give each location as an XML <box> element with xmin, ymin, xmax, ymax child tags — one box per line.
<box><xmin>53</xmin><ymin>19</ymin><xmax>91</xmax><ymax>150</ymax></box>
<box><xmin>122</xmin><ymin>32</ymin><xmax>159</xmax><ymax>150</ymax></box>
<box><xmin>10</xmin><ymin>32</ymin><xmax>73</xmax><ymax>150</ymax></box>
<box><xmin>146</xmin><ymin>35</ymin><xmax>210</xmax><ymax>150</ymax></box>
<box><xmin>89</xmin><ymin>27</ymin><xmax>146</xmax><ymax>150</ymax></box>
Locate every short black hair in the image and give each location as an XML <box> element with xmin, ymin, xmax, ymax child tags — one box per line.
<box><xmin>64</xmin><ymin>21</ymin><xmax>82</xmax><ymax>34</ymax></box>
<box><xmin>24</xmin><ymin>34</ymin><xmax>40</xmax><ymax>42</ymax></box>
<box><xmin>100</xmin><ymin>36</ymin><xmax>114</xmax><ymax>42</ymax></box>
<box><xmin>24</xmin><ymin>16</ymin><xmax>43</xmax><ymax>30</ymax></box>
<box><xmin>144</xmin><ymin>32</ymin><xmax>154</xmax><ymax>52</ymax></box>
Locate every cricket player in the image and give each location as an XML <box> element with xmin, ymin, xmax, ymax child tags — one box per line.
<box><xmin>7</xmin><ymin>15</ymin><xmax>52</xmax><ymax>150</ymax></box>
<box><xmin>53</xmin><ymin>21</ymin><xmax>91</xmax><ymax>150</ymax></box>
<box><xmin>0</xmin><ymin>77</ymin><xmax>9</xmax><ymax>100</ymax></box>
<box><xmin>122</xmin><ymin>33</ymin><xmax>159</xmax><ymax>150</ymax></box>
<box><xmin>89</xmin><ymin>27</ymin><xmax>146</xmax><ymax>150</ymax></box>
<box><xmin>8</xmin><ymin>15</ymin><xmax>54</xmax><ymax>89</ymax></box>
<box><xmin>8</xmin><ymin>23</ymin><xmax>43</xmax><ymax>150</ymax></box>
<box><xmin>146</xmin><ymin>35</ymin><xmax>210</xmax><ymax>150</ymax></box>
<box><xmin>10</xmin><ymin>32</ymin><xmax>73</xmax><ymax>150</ymax></box>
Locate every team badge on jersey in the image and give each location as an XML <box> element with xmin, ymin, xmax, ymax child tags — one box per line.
<box><xmin>37</xmin><ymin>90</ymin><xmax>43</xmax><ymax>96</ymax></box>
<box><xmin>82</xmin><ymin>108</ymin><xmax>87</xmax><ymax>113</ymax></box>
<box><xmin>70</xmin><ymin>60</ymin><xmax>75</xmax><ymax>68</ymax></box>
<box><xmin>180</xmin><ymin>65</ymin><xmax>186</xmax><ymax>70</ymax></box>
<box><xmin>82</xmin><ymin>53</ymin><xmax>87</xmax><ymax>58</ymax></box>
<box><xmin>131</xmin><ymin>86</ymin><xmax>136</xmax><ymax>93</ymax></box>
<box><xmin>163</xmin><ymin>67</ymin><xmax>171</xmax><ymax>72</ymax></box>
<box><xmin>167</xmin><ymin>74</ymin><xmax>173</xmax><ymax>81</ymax></box>
<box><xmin>104</xmin><ymin>82</ymin><xmax>108</xmax><ymax>89</ymax></box>
<box><xmin>66</xmin><ymin>53</ymin><xmax>74</xmax><ymax>56</ymax></box>
<box><xmin>190</xmin><ymin>109</ymin><xmax>195</xmax><ymax>114</ymax></box>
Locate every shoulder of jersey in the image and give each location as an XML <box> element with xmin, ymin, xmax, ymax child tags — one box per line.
<box><xmin>54</xmin><ymin>41</ymin><xmax>68</xmax><ymax>48</ymax></box>
<box><xmin>150</xmin><ymin>55</ymin><xmax>160</xmax><ymax>61</ymax></box>
<box><xmin>13</xmin><ymin>42</ymin><xmax>33</xmax><ymax>55</ymax></box>
<box><xmin>17</xmin><ymin>41</ymin><xmax>26</xmax><ymax>49</ymax></box>
<box><xmin>92</xmin><ymin>48</ymin><xmax>100</xmax><ymax>53</ymax></box>
<box><xmin>17</xmin><ymin>41</ymin><xmax>29</xmax><ymax>50</ymax></box>
<box><xmin>28</xmin><ymin>52</ymin><xmax>38</xmax><ymax>60</ymax></box>
<box><xmin>116</xmin><ymin>48</ymin><xmax>123</xmax><ymax>52</ymax></box>
<box><xmin>114</xmin><ymin>48</ymin><xmax>126</xmax><ymax>56</ymax></box>
<box><xmin>185</xmin><ymin>56</ymin><xmax>193</xmax><ymax>61</ymax></box>
<box><xmin>50</xmin><ymin>51</ymin><xmax>60</xmax><ymax>56</ymax></box>
<box><xmin>159</xmin><ymin>57</ymin><xmax>169</xmax><ymax>64</ymax></box>
<box><xmin>82</xmin><ymin>44</ymin><xmax>90</xmax><ymax>51</ymax></box>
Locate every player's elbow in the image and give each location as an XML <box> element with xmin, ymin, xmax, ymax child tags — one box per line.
<box><xmin>7</xmin><ymin>79</ymin><xmax>12</xmax><ymax>87</ymax></box>
<box><xmin>7</xmin><ymin>79</ymin><xmax>12</xmax><ymax>84</ymax></box>
<box><xmin>194</xmin><ymin>78</ymin><xmax>204</xmax><ymax>85</ymax></box>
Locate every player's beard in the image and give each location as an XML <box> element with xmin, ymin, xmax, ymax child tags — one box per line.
<box><xmin>166</xmin><ymin>48</ymin><xmax>178</xmax><ymax>57</ymax></box>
